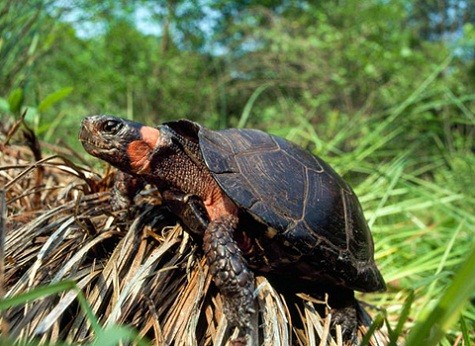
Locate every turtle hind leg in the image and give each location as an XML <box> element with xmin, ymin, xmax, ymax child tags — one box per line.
<box><xmin>264</xmin><ymin>275</ymin><xmax>358</xmax><ymax>343</ymax></box>
<box><xmin>328</xmin><ymin>287</ymin><xmax>358</xmax><ymax>342</ymax></box>
<box><xmin>203</xmin><ymin>214</ymin><xmax>256</xmax><ymax>344</ymax></box>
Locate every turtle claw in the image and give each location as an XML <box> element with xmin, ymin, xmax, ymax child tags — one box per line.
<box><xmin>229</xmin><ymin>336</ymin><xmax>248</xmax><ymax>346</ymax></box>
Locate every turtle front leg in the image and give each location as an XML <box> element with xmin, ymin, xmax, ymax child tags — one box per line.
<box><xmin>111</xmin><ymin>171</ymin><xmax>145</xmax><ymax>211</ymax></box>
<box><xmin>203</xmin><ymin>214</ymin><xmax>256</xmax><ymax>345</ymax></box>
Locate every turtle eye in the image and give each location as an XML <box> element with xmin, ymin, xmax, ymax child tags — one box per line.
<box><xmin>101</xmin><ymin>120</ymin><xmax>122</xmax><ymax>134</ymax></box>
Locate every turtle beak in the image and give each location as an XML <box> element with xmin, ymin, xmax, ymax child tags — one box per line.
<box><xmin>79</xmin><ymin>117</ymin><xmax>93</xmax><ymax>142</ymax></box>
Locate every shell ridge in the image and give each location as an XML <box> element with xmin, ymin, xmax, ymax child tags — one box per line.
<box><xmin>341</xmin><ymin>187</ymin><xmax>352</xmax><ymax>254</ymax></box>
<box><xmin>301</xmin><ymin>166</ymin><xmax>310</xmax><ymax>222</ymax></box>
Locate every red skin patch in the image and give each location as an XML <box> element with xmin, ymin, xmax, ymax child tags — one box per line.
<box><xmin>127</xmin><ymin>124</ymin><xmax>239</xmax><ymax>222</ymax></box>
<box><xmin>127</xmin><ymin>140</ymin><xmax>152</xmax><ymax>174</ymax></box>
<box><xmin>126</xmin><ymin>126</ymin><xmax>160</xmax><ymax>174</ymax></box>
<box><xmin>140</xmin><ymin>126</ymin><xmax>160</xmax><ymax>148</ymax></box>
<box><xmin>204</xmin><ymin>189</ymin><xmax>238</xmax><ymax>221</ymax></box>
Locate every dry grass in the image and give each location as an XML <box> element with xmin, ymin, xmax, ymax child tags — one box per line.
<box><xmin>0</xmin><ymin>119</ymin><xmax>389</xmax><ymax>345</ymax></box>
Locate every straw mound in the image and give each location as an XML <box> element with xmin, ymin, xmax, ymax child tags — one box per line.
<box><xmin>0</xmin><ymin>119</ymin><xmax>387</xmax><ymax>345</ymax></box>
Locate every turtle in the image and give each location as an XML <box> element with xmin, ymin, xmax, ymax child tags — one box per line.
<box><xmin>79</xmin><ymin>115</ymin><xmax>386</xmax><ymax>344</ymax></box>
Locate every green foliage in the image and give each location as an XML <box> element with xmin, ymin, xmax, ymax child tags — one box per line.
<box><xmin>0</xmin><ymin>281</ymin><xmax>99</xmax><ymax>331</ymax></box>
<box><xmin>0</xmin><ymin>0</ymin><xmax>56</xmax><ymax>94</ymax></box>
<box><xmin>38</xmin><ymin>87</ymin><xmax>73</xmax><ymax>114</ymax></box>
<box><xmin>406</xmin><ymin>245</ymin><xmax>475</xmax><ymax>345</ymax></box>
<box><xmin>7</xmin><ymin>88</ymin><xmax>24</xmax><ymax>115</ymax></box>
<box><xmin>1</xmin><ymin>0</ymin><xmax>474</xmax><ymax>344</ymax></box>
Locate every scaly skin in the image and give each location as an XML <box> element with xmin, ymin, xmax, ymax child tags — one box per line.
<box><xmin>79</xmin><ymin>115</ymin><xmax>256</xmax><ymax>344</ymax></box>
<box><xmin>203</xmin><ymin>215</ymin><xmax>256</xmax><ymax>331</ymax></box>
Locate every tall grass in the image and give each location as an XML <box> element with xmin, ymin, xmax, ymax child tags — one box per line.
<box><xmin>1</xmin><ymin>50</ymin><xmax>474</xmax><ymax>345</ymax></box>
<box><xmin>262</xmin><ymin>58</ymin><xmax>475</xmax><ymax>344</ymax></box>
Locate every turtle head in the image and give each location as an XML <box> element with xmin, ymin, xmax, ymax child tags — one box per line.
<box><xmin>79</xmin><ymin>115</ymin><xmax>170</xmax><ymax>175</ymax></box>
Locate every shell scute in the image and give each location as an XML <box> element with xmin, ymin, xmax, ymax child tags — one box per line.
<box><xmin>198</xmin><ymin>125</ymin><xmax>385</xmax><ymax>291</ymax></box>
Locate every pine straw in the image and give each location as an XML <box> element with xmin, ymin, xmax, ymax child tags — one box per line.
<box><xmin>0</xmin><ymin>122</ymin><xmax>389</xmax><ymax>345</ymax></box>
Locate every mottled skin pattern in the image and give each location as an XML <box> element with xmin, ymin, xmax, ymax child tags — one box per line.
<box><xmin>79</xmin><ymin>115</ymin><xmax>385</xmax><ymax>344</ymax></box>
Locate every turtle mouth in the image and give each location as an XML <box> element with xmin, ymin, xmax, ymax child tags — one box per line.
<box><xmin>79</xmin><ymin>127</ymin><xmax>102</xmax><ymax>148</ymax></box>
<box><xmin>80</xmin><ymin>137</ymin><xmax>106</xmax><ymax>153</ymax></box>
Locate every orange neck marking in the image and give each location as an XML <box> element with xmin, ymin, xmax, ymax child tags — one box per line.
<box><xmin>126</xmin><ymin>126</ymin><xmax>160</xmax><ymax>174</ymax></box>
<box><xmin>204</xmin><ymin>188</ymin><xmax>238</xmax><ymax>221</ymax></box>
<box><xmin>130</xmin><ymin>125</ymin><xmax>238</xmax><ymax>221</ymax></box>
<box><xmin>127</xmin><ymin>140</ymin><xmax>152</xmax><ymax>174</ymax></box>
<box><xmin>140</xmin><ymin>126</ymin><xmax>160</xmax><ymax>148</ymax></box>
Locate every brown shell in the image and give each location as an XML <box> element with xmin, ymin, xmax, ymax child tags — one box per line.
<box><xmin>198</xmin><ymin>126</ymin><xmax>385</xmax><ymax>292</ymax></box>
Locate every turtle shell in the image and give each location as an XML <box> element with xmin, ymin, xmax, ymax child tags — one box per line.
<box><xmin>197</xmin><ymin>126</ymin><xmax>385</xmax><ymax>293</ymax></box>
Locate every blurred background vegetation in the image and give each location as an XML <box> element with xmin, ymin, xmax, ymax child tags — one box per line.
<box><xmin>1</xmin><ymin>0</ymin><xmax>474</xmax><ymax>344</ymax></box>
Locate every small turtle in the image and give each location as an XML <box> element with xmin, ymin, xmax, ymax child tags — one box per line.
<box><xmin>79</xmin><ymin>115</ymin><xmax>385</xmax><ymax>343</ymax></box>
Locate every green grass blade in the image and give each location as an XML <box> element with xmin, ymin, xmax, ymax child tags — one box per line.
<box><xmin>423</xmin><ymin>221</ymin><xmax>463</xmax><ymax>306</ymax></box>
<box><xmin>405</xmin><ymin>243</ymin><xmax>475</xmax><ymax>346</ymax></box>
<box><xmin>238</xmin><ymin>83</ymin><xmax>270</xmax><ymax>128</ymax></box>
<box><xmin>459</xmin><ymin>315</ymin><xmax>471</xmax><ymax>346</ymax></box>
<box><xmin>74</xmin><ymin>283</ymin><xmax>101</xmax><ymax>333</ymax></box>
<box><xmin>91</xmin><ymin>325</ymin><xmax>150</xmax><ymax>346</ymax></box>
<box><xmin>0</xmin><ymin>280</ymin><xmax>101</xmax><ymax>334</ymax></box>
<box><xmin>360</xmin><ymin>312</ymin><xmax>385</xmax><ymax>346</ymax></box>
<box><xmin>0</xmin><ymin>280</ymin><xmax>76</xmax><ymax>310</ymax></box>
<box><xmin>389</xmin><ymin>290</ymin><xmax>414</xmax><ymax>345</ymax></box>
<box><xmin>37</xmin><ymin>87</ymin><xmax>73</xmax><ymax>113</ymax></box>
